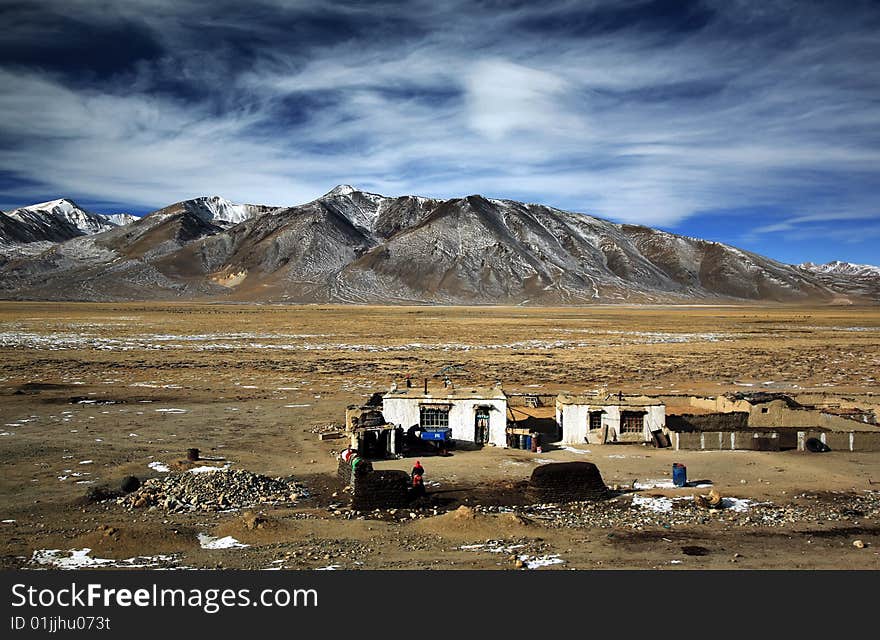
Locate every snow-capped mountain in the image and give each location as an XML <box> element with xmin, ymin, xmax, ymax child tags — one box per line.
<box><xmin>102</xmin><ymin>213</ymin><xmax>139</xmax><ymax>227</ymax></box>
<box><xmin>177</xmin><ymin>196</ymin><xmax>277</xmax><ymax>226</ymax></box>
<box><xmin>799</xmin><ymin>261</ymin><xmax>880</xmax><ymax>278</ymax></box>
<box><xmin>1</xmin><ymin>198</ymin><xmax>137</xmax><ymax>244</ymax></box>
<box><xmin>0</xmin><ymin>187</ymin><xmax>877</xmax><ymax>304</ymax></box>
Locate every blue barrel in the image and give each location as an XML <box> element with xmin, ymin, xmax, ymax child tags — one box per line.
<box><xmin>672</xmin><ymin>463</ymin><xmax>687</xmax><ymax>487</ymax></box>
<box><xmin>524</xmin><ymin>435</ymin><xmax>532</xmax><ymax>451</ymax></box>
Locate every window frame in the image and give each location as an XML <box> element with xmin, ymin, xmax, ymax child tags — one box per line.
<box><xmin>420</xmin><ymin>406</ymin><xmax>450</xmax><ymax>428</ymax></box>
<box><xmin>620</xmin><ymin>411</ymin><xmax>645</xmax><ymax>434</ymax></box>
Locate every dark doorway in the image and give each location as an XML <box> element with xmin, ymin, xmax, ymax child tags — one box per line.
<box><xmin>474</xmin><ymin>408</ymin><xmax>490</xmax><ymax>444</ymax></box>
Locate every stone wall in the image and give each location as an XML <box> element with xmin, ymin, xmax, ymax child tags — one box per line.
<box><xmin>351</xmin><ymin>470</ymin><xmax>410</xmax><ymax>511</ymax></box>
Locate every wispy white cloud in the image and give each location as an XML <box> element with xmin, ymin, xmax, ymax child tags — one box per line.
<box><xmin>0</xmin><ymin>0</ymin><xmax>877</xmax><ymax>249</ymax></box>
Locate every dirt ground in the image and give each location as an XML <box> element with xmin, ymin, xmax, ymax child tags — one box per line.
<box><xmin>1</xmin><ymin>302</ymin><xmax>879</xmax><ymax>570</ymax></box>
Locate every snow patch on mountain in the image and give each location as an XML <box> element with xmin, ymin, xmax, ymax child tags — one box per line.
<box><xmin>1</xmin><ymin>199</ymin><xmax>137</xmax><ymax>245</ymax></box>
<box><xmin>800</xmin><ymin>261</ymin><xmax>880</xmax><ymax>278</ymax></box>
<box><xmin>102</xmin><ymin>213</ymin><xmax>139</xmax><ymax>226</ymax></box>
<box><xmin>318</xmin><ymin>185</ymin><xmax>389</xmax><ymax>231</ymax></box>
<box><xmin>181</xmin><ymin>196</ymin><xmax>270</xmax><ymax>226</ymax></box>
<box><xmin>8</xmin><ymin>199</ymin><xmax>114</xmax><ymax>235</ymax></box>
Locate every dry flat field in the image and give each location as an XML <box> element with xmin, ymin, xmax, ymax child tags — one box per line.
<box><xmin>1</xmin><ymin>302</ymin><xmax>879</xmax><ymax>570</ymax></box>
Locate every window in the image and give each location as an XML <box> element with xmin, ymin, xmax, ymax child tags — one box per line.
<box><xmin>589</xmin><ymin>411</ymin><xmax>602</xmax><ymax>430</ymax></box>
<box><xmin>621</xmin><ymin>411</ymin><xmax>644</xmax><ymax>434</ymax></box>
<box><xmin>760</xmin><ymin>407</ymin><xmax>769</xmax><ymax>414</ymax></box>
<box><xmin>420</xmin><ymin>406</ymin><xmax>449</xmax><ymax>428</ymax></box>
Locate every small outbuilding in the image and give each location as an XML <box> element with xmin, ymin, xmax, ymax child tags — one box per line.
<box><xmin>382</xmin><ymin>383</ymin><xmax>508</xmax><ymax>447</ymax></box>
<box><xmin>555</xmin><ymin>394</ymin><xmax>666</xmax><ymax>445</ymax></box>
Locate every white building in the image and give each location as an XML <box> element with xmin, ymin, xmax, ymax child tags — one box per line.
<box><xmin>382</xmin><ymin>385</ymin><xmax>508</xmax><ymax>447</ymax></box>
<box><xmin>555</xmin><ymin>394</ymin><xmax>666</xmax><ymax>445</ymax></box>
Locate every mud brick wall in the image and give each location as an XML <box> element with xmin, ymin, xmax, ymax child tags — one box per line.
<box><xmin>822</xmin><ymin>432</ymin><xmax>852</xmax><ymax>451</ymax></box>
<box><xmin>525</xmin><ymin>462</ymin><xmax>607</xmax><ymax>503</ymax></box>
<box><xmin>731</xmin><ymin>432</ymin><xmax>780</xmax><ymax>451</ymax></box>
<box><xmin>778</xmin><ymin>430</ymin><xmax>799</xmax><ymax>449</ymax></box>
<box><xmin>675</xmin><ymin>432</ymin><xmax>703</xmax><ymax>450</ymax></box>
<box><xmin>667</xmin><ymin>412</ymin><xmax>749</xmax><ymax>432</ymax></box>
<box><xmin>337</xmin><ymin>458</ymin><xmax>374</xmax><ymax>485</ymax></box>
<box><xmin>854</xmin><ymin>432</ymin><xmax>880</xmax><ymax>451</ymax></box>
<box><xmin>351</xmin><ymin>469</ymin><xmax>410</xmax><ymax>511</ymax></box>
<box><xmin>702</xmin><ymin>432</ymin><xmax>727</xmax><ymax>450</ymax></box>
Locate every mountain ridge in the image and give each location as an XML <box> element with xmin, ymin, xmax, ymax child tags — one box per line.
<box><xmin>0</xmin><ymin>187</ymin><xmax>877</xmax><ymax>304</ymax></box>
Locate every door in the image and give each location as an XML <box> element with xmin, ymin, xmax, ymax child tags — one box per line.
<box><xmin>474</xmin><ymin>408</ymin><xmax>490</xmax><ymax>444</ymax></box>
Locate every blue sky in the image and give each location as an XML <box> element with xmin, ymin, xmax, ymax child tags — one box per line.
<box><xmin>0</xmin><ymin>0</ymin><xmax>878</xmax><ymax>265</ymax></box>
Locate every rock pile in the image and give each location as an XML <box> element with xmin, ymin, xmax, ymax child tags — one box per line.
<box><xmin>118</xmin><ymin>469</ymin><xmax>303</xmax><ymax>513</ymax></box>
<box><xmin>469</xmin><ymin>489</ymin><xmax>880</xmax><ymax>530</ymax></box>
<box><xmin>526</xmin><ymin>462</ymin><xmax>608</xmax><ymax>503</ymax></box>
<box><xmin>310</xmin><ymin>424</ymin><xmax>341</xmax><ymax>435</ymax></box>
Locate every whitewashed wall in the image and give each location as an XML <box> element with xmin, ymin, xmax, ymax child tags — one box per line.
<box><xmin>557</xmin><ymin>403</ymin><xmax>665</xmax><ymax>444</ymax></box>
<box><xmin>382</xmin><ymin>397</ymin><xmax>507</xmax><ymax>447</ymax></box>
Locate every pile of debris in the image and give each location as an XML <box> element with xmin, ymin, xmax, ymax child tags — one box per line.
<box><xmin>310</xmin><ymin>423</ymin><xmax>342</xmax><ymax>435</ymax></box>
<box><xmin>118</xmin><ymin>469</ymin><xmax>303</xmax><ymax>513</ymax></box>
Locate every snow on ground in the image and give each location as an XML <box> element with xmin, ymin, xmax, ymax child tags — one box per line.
<box><xmin>460</xmin><ymin>543</ymin><xmax>564</xmax><ymax>569</ymax></box>
<box><xmin>0</xmin><ymin>330</ymin><xmax>733</xmax><ymax>353</ymax></box>
<box><xmin>520</xmin><ymin>555</ymin><xmax>564</xmax><ymax>569</ymax></box>
<box><xmin>559</xmin><ymin>446</ymin><xmax>590</xmax><ymax>454</ymax></box>
<box><xmin>631</xmin><ymin>494</ymin><xmax>676</xmax><ymax>512</ymax></box>
<box><xmin>197</xmin><ymin>534</ymin><xmax>248</xmax><ymax>550</ymax></box>
<box><xmin>148</xmin><ymin>461</ymin><xmax>170</xmax><ymax>473</ymax></box>
<box><xmin>31</xmin><ymin>548</ymin><xmax>177</xmax><ymax>569</ymax></box>
<box><xmin>721</xmin><ymin>497</ymin><xmax>766</xmax><ymax>512</ymax></box>
<box><xmin>633</xmin><ymin>479</ymin><xmax>712</xmax><ymax>489</ymax></box>
<box><xmin>631</xmin><ymin>493</ymin><xmax>762</xmax><ymax>513</ymax></box>
<box><xmin>460</xmin><ymin>542</ymin><xmax>525</xmax><ymax>554</ymax></box>
<box><xmin>187</xmin><ymin>464</ymin><xmax>232</xmax><ymax>474</ymax></box>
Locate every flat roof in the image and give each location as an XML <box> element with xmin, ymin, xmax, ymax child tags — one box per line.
<box><xmin>557</xmin><ymin>393</ymin><xmax>664</xmax><ymax>408</ymax></box>
<box><xmin>383</xmin><ymin>386</ymin><xmax>506</xmax><ymax>401</ymax></box>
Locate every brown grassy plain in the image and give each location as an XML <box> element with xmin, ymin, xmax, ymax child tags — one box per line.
<box><xmin>0</xmin><ymin>302</ymin><xmax>878</xmax><ymax>570</ymax></box>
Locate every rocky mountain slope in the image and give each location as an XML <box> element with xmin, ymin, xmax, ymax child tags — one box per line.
<box><xmin>796</xmin><ymin>261</ymin><xmax>880</xmax><ymax>302</ymax></box>
<box><xmin>800</xmin><ymin>261</ymin><xmax>880</xmax><ymax>278</ymax></box>
<box><xmin>0</xmin><ymin>199</ymin><xmax>136</xmax><ymax>245</ymax></box>
<box><xmin>0</xmin><ymin>188</ymin><xmax>876</xmax><ymax>304</ymax></box>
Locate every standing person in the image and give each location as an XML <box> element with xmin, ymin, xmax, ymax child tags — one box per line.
<box><xmin>410</xmin><ymin>460</ymin><xmax>426</xmax><ymax>497</ymax></box>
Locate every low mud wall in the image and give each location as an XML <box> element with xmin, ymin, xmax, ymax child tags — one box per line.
<box><xmin>797</xmin><ymin>431</ymin><xmax>880</xmax><ymax>452</ymax></box>
<box><xmin>667</xmin><ymin>412</ymin><xmax>749</xmax><ymax>432</ymax></box>
<box><xmin>673</xmin><ymin>431</ymin><xmax>781</xmax><ymax>451</ymax></box>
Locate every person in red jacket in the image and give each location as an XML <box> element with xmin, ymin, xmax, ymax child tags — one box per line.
<box><xmin>411</xmin><ymin>460</ymin><xmax>426</xmax><ymax>497</ymax></box>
